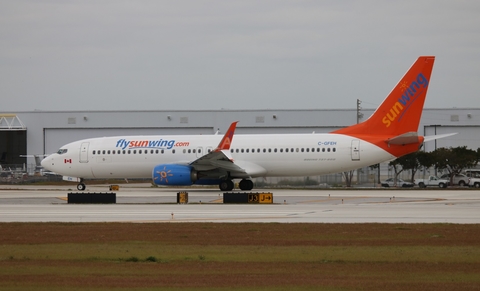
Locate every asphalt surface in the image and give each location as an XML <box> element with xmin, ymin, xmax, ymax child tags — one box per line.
<box><xmin>0</xmin><ymin>183</ymin><xmax>479</xmax><ymax>223</ymax></box>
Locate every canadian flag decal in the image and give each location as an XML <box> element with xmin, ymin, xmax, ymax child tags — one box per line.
<box><xmin>64</xmin><ymin>159</ymin><xmax>72</xmax><ymax>163</ymax></box>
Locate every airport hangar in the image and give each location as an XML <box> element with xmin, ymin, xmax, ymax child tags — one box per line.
<box><xmin>1</xmin><ymin>108</ymin><xmax>480</xmax><ymax>182</ymax></box>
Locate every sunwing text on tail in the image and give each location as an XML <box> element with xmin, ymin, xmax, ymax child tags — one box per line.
<box><xmin>42</xmin><ymin>56</ymin><xmax>448</xmax><ymax>191</ymax></box>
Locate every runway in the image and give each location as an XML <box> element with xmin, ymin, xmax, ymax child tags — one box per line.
<box><xmin>0</xmin><ymin>184</ymin><xmax>479</xmax><ymax>223</ymax></box>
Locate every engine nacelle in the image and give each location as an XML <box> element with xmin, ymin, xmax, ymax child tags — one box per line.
<box><xmin>152</xmin><ymin>164</ymin><xmax>198</xmax><ymax>186</ymax></box>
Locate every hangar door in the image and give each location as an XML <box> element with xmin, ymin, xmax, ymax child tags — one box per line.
<box><xmin>0</xmin><ymin>115</ymin><xmax>27</xmax><ymax>166</ymax></box>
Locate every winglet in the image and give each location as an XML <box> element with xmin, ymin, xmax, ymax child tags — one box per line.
<box><xmin>214</xmin><ymin>121</ymin><xmax>238</xmax><ymax>152</ymax></box>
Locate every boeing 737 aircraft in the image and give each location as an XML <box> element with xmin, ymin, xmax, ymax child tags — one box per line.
<box><xmin>42</xmin><ymin>56</ymin><xmax>450</xmax><ymax>191</ymax></box>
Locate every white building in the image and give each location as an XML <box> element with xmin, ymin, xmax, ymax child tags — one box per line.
<box><xmin>1</xmin><ymin>108</ymin><xmax>480</xmax><ymax>183</ymax></box>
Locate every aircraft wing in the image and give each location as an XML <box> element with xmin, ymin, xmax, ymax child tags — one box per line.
<box><xmin>188</xmin><ymin>121</ymin><xmax>266</xmax><ymax>177</ymax></box>
<box><xmin>190</xmin><ymin>149</ymin><xmax>246</xmax><ymax>173</ymax></box>
<box><xmin>189</xmin><ymin>121</ymin><xmax>242</xmax><ymax>172</ymax></box>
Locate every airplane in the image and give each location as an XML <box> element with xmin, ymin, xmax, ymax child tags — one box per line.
<box><xmin>41</xmin><ymin>56</ymin><xmax>453</xmax><ymax>191</ymax></box>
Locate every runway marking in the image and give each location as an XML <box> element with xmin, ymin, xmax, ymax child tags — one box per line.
<box><xmin>57</xmin><ymin>197</ymin><xmax>68</xmax><ymax>201</ymax></box>
<box><xmin>297</xmin><ymin>196</ymin><xmax>368</xmax><ymax>203</ymax></box>
<box><xmin>127</xmin><ymin>216</ymin><xmax>295</xmax><ymax>223</ymax></box>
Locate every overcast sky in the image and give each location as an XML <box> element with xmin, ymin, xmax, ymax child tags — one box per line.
<box><xmin>2</xmin><ymin>1</ymin><xmax>480</xmax><ymax>112</ymax></box>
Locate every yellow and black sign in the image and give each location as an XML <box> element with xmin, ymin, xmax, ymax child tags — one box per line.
<box><xmin>248</xmin><ymin>193</ymin><xmax>273</xmax><ymax>203</ymax></box>
<box><xmin>223</xmin><ymin>192</ymin><xmax>273</xmax><ymax>204</ymax></box>
<box><xmin>177</xmin><ymin>191</ymin><xmax>188</xmax><ymax>204</ymax></box>
<box><xmin>258</xmin><ymin>193</ymin><xmax>273</xmax><ymax>204</ymax></box>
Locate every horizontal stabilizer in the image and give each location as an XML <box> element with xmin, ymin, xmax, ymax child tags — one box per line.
<box><xmin>423</xmin><ymin>133</ymin><xmax>457</xmax><ymax>142</ymax></box>
<box><xmin>386</xmin><ymin>132</ymin><xmax>420</xmax><ymax>146</ymax></box>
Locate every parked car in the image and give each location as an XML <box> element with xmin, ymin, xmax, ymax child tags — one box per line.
<box><xmin>468</xmin><ymin>177</ymin><xmax>480</xmax><ymax>188</ymax></box>
<box><xmin>440</xmin><ymin>174</ymin><xmax>469</xmax><ymax>186</ymax></box>
<box><xmin>414</xmin><ymin>176</ymin><xmax>449</xmax><ymax>188</ymax></box>
<box><xmin>381</xmin><ymin>178</ymin><xmax>414</xmax><ymax>187</ymax></box>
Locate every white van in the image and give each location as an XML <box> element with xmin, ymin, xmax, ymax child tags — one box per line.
<box><xmin>464</xmin><ymin>169</ymin><xmax>480</xmax><ymax>178</ymax></box>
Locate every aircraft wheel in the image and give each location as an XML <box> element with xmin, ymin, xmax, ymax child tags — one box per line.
<box><xmin>77</xmin><ymin>183</ymin><xmax>86</xmax><ymax>191</ymax></box>
<box><xmin>219</xmin><ymin>180</ymin><xmax>234</xmax><ymax>191</ymax></box>
<box><xmin>239</xmin><ymin>179</ymin><xmax>254</xmax><ymax>191</ymax></box>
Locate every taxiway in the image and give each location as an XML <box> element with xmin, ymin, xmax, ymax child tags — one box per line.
<box><xmin>0</xmin><ymin>184</ymin><xmax>479</xmax><ymax>223</ymax></box>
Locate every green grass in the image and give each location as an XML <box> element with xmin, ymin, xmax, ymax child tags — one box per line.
<box><xmin>0</xmin><ymin>223</ymin><xmax>479</xmax><ymax>290</ymax></box>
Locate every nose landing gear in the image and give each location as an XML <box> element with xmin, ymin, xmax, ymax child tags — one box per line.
<box><xmin>77</xmin><ymin>178</ymin><xmax>86</xmax><ymax>191</ymax></box>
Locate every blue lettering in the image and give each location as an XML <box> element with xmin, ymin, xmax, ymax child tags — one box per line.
<box><xmin>115</xmin><ymin>138</ymin><xmax>183</xmax><ymax>149</ymax></box>
<box><xmin>417</xmin><ymin>73</ymin><xmax>428</xmax><ymax>88</ymax></box>
<box><xmin>318</xmin><ymin>141</ymin><xmax>337</xmax><ymax>146</ymax></box>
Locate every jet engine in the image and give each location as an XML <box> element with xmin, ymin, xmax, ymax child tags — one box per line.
<box><xmin>152</xmin><ymin>164</ymin><xmax>198</xmax><ymax>186</ymax></box>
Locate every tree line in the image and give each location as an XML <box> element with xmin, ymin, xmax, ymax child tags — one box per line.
<box><xmin>385</xmin><ymin>146</ymin><xmax>480</xmax><ymax>185</ymax></box>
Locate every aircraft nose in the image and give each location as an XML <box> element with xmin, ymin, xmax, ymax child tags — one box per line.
<box><xmin>41</xmin><ymin>155</ymin><xmax>54</xmax><ymax>171</ymax></box>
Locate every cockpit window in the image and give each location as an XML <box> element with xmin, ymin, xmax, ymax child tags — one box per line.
<box><xmin>57</xmin><ymin>149</ymin><xmax>68</xmax><ymax>155</ymax></box>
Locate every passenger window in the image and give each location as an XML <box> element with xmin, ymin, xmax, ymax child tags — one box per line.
<box><xmin>333</xmin><ymin>148</ymin><xmax>336</xmax><ymax>152</ymax></box>
<box><xmin>128</xmin><ymin>150</ymin><xmax>131</xmax><ymax>154</ymax></box>
<box><xmin>93</xmin><ymin>150</ymin><xmax>96</xmax><ymax>155</ymax></box>
<box><xmin>172</xmin><ymin>150</ymin><xmax>175</xmax><ymax>154</ymax></box>
<box><xmin>139</xmin><ymin>150</ymin><xmax>142</xmax><ymax>154</ymax></box>
<box><xmin>327</xmin><ymin>148</ymin><xmax>331</xmax><ymax>152</ymax></box>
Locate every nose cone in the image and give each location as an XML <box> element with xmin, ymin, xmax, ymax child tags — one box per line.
<box><xmin>41</xmin><ymin>155</ymin><xmax>53</xmax><ymax>171</ymax></box>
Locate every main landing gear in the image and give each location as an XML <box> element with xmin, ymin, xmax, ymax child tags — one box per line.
<box><xmin>77</xmin><ymin>178</ymin><xmax>86</xmax><ymax>191</ymax></box>
<box><xmin>218</xmin><ymin>179</ymin><xmax>254</xmax><ymax>191</ymax></box>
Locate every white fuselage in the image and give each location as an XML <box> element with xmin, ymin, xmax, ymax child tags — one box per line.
<box><xmin>41</xmin><ymin>133</ymin><xmax>395</xmax><ymax>180</ymax></box>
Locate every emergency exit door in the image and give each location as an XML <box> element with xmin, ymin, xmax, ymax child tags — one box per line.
<box><xmin>79</xmin><ymin>142</ymin><xmax>89</xmax><ymax>163</ymax></box>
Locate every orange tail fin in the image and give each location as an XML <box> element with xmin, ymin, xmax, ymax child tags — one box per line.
<box><xmin>333</xmin><ymin>56</ymin><xmax>435</xmax><ymax>137</ymax></box>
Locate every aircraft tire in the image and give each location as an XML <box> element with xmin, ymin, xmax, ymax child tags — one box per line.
<box><xmin>77</xmin><ymin>183</ymin><xmax>86</xmax><ymax>191</ymax></box>
<box><xmin>219</xmin><ymin>180</ymin><xmax>234</xmax><ymax>191</ymax></box>
<box><xmin>239</xmin><ymin>179</ymin><xmax>254</xmax><ymax>191</ymax></box>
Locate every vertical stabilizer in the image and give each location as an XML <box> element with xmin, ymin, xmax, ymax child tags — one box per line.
<box><xmin>333</xmin><ymin>56</ymin><xmax>435</xmax><ymax>137</ymax></box>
